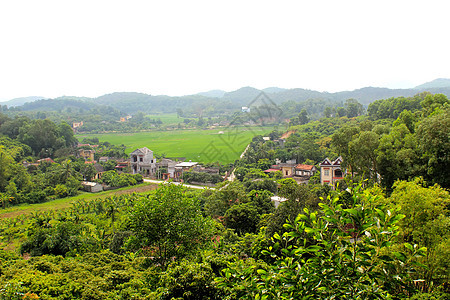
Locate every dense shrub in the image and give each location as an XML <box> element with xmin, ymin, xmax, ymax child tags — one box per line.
<box><xmin>182</xmin><ymin>171</ymin><xmax>223</xmax><ymax>184</ymax></box>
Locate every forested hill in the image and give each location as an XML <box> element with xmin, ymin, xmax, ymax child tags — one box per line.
<box><xmin>3</xmin><ymin>79</ymin><xmax>450</xmax><ymax>117</ymax></box>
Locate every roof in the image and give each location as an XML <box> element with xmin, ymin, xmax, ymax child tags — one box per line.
<box><xmin>319</xmin><ymin>156</ymin><xmax>343</xmax><ymax>167</ymax></box>
<box><xmin>37</xmin><ymin>158</ymin><xmax>55</xmax><ymax>163</ymax></box>
<box><xmin>278</xmin><ymin>163</ymin><xmax>297</xmax><ymax>168</ymax></box>
<box><xmin>93</xmin><ymin>163</ymin><xmax>104</xmax><ymax>173</ymax></box>
<box><xmin>263</xmin><ymin>168</ymin><xmax>281</xmax><ymax>173</ymax></box>
<box><xmin>295</xmin><ymin>164</ymin><xmax>315</xmax><ymax>170</ymax></box>
<box><xmin>332</xmin><ymin>156</ymin><xmax>343</xmax><ymax>166</ymax></box>
<box><xmin>130</xmin><ymin>147</ymin><xmax>153</xmax><ymax>155</ymax></box>
<box><xmin>175</xmin><ymin>161</ymin><xmax>198</xmax><ymax>167</ymax></box>
<box><xmin>81</xmin><ymin>181</ymin><xmax>101</xmax><ymax>187</ymax></box>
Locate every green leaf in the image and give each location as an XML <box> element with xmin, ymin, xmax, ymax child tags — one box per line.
<box><xmin>379</xmin><ymin>255</ymin><xmax>393</xmax><ymax>262</ymax></box>
<box><xmin>283</xmin><ymin>223</ymin><xmax>293</xmax><ymax>229</ymax></box>
<box><xmin>393</xmin><ymin>251</ymin><xmax>407</xmax><ymax>262</ymax></box>
<box><xmin>304</xmin><ymin>227</ymin><xmax>315</xmax><ymax>234</ymax></box>
<box><xmin>375</xmin><ymin>208</ymin><xmax>385</xmax><ymax>220</ymax></box>
<box><xmin>306</xmin><ymin>245</ymin><xmax>322</xmax><ymax>252</ymax></box>
<box><xmin>344</xmin><ymin>208</ymin><xmax>358</xmax><ymax>216</ymax></box>
<box><xmin>404</xmin><ymin>243</ymin><xmax>413</xmax><ymax>252</ymax></box>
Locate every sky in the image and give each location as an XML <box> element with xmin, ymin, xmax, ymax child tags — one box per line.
<box><xmin>0</xmin><ymin>0</ymin><xmax>449</xmax><ymax>101</ymax></box>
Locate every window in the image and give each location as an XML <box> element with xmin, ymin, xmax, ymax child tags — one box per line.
<box><xmin>324</xmin><ymin>169</ymin><xmax>330</xmax><ymax>176</ymax></box>
<box><xmin>140</xmin><ymin>157</ymin><xmax>143</xmax><ymax>162</ymax></box>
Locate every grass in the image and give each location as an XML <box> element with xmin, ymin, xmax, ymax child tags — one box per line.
<box><xmin>77</xmin><ymin>126</ymin><xmax>275</xmax><ymax>164</ymax></box>
<box><xmin>0</xmin><ymin>183</ymin><xmax>159</xmax><ymax>219</ymax></box>
<box><xmin>146</xmin><ymin>113</ymin><xmax>181</xmax><ymax>124</ymax></box>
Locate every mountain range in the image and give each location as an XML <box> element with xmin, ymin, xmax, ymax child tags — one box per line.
<box><xmin>2</xmin><ymin>78</ymin><xmax>450</xmax><ymax>114</ymax></box>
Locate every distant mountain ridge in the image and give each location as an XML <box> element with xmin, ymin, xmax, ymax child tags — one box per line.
<box><xmin>196</xmin><ymin>90</ymin><xmax>226</xmax><ymax>98</ymax></box>
<box><xmin>3</xmin><ymin>78</ymin><xmax>450</xmax><ymax>114</ymax></box>
<box><xmin>1</xmin><ymin>96</ymin><xmax>47</xmax><ymax>107</ymax></box>
<box><xmin>414</xmin><ymin>78</ymin><xmax>450</xmax><ymax>90</ymax></box>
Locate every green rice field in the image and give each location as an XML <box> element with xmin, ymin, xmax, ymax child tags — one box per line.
<box><xmin>77</xmin><ymin>126</ymin><xmax>275</xmax><ymax>164</ymax></box>
<box><xmin>146</xmin><ymin>113</ymin><xmax>180</xmax><ymax>124</ymax></box>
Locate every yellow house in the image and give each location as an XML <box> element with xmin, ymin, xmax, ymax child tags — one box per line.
<box><xmin>320</xmin><ymin>156</ymin><xmax>344</xmax><ymax>187</ymax></box>
<box><xmin>78</xmin><ymin>149</ymin><xmax>95</xmax><ymax>161</ymax></box>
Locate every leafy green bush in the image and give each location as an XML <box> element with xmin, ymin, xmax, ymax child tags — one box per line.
<box><xmin>216</xmin><ymin>184</ymin><xmax>427</xmax><ymax>299</ymax></box>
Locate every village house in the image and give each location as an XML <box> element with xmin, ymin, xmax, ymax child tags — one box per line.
<box><xmin>78</xmin><ymin>149</ymin><xmax>95</xmax><ymax>161</ymax></box>
<box><xmin>264</xmin><ymin>159</ymin><xmax>316</xmax><ymax>184</ymax></box>
<box><xmin>319</xmin><ymin>156</ymin><xmax>344</xmax><ymax>187</ymax></box>
<box><xmin>99</xmin><ymin>156</ymin><xmax>110</xmax><ymax>163</ymax></box>
<box><xmin>295</xmin><ymin>164</ymin><xmax>316</xmax><ymax>177</ymax></box>
<box><xmin>92</xmin><ymin>163</ymin><xmax>105</xmax><ymax>180</ymax></box>
<box><xmin>72</xmin><ymin>121</ymin><xmax>83</xmax><ymax>129</ymax></box>
<box><xmin>130</xmin><ymin>147</ymin><xmax>157</xmax><ymax>176</ymax></box>
<box><xmin>174</xmin><ymin>161</ymin><xmax>198</xmax><ymax>181</ymax></box>
<box><xmin>156</xmin><ymin>158</ymin><xmax>178</xmax><ymax>179</ymax></box>
<box><xmin>81</xmin><ymin>181</ymin><xmax>103</xmax><ymax>193</ymax></box>
<box><xmin>115</xmin><ymin>160</ymin><xmax>130</xmax><ymax>173</ymax></box>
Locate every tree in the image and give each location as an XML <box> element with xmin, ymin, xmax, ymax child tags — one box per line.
<box><xmin>0</xmin><ymin>147</ymin><xmax>13</xmax><ymax>191</ymax></box>
<box><xmin>345</xmin><ymin>98</ymin><xmax>364</xmax><ymax>118</ymax></box>
<box><xmin>18</xmin><ymin>119</ymin><xmax>63</xmax><ymax>157</ymax></box>
<box><xmin>376</xmin><ymin>124</ymin><xmax>419</xmax><ymax>189</ymax></box>
<box><xmin>389</xmin><ymin>179</ymin><xmax>450</xmax><ymax>287</ymax></box>
<box><xmin>205</xmin><ymin>180</ymin><xmax>248</xmax><ymax>218</ymax></box>
<box><xmin>298</xmin><ymin>109</ymin><xmax>309</xmax><ymax>125</ymax></box>
<box><xmin>323</xmin><ymin>106</ymin><xmax>333</xmax><ymax>118</ymax></box>
<box><xmin>337</xmin><ymin>107</ymin><xmax>347</xmax><ymax>117</ymax></box>
<box><xmin>332</xmin><ymin>125</ymin><xmax>359</xmax><ymax>174</ymax></box>
<box><xmin>224</xmin><ymin>203</ymin><xmax>259</xmax><ymax>235</ymax></box>
<box><xmin>57</xmin><ymin>122</ymin><xmax>78</xmax><ymax>147</ymax></box>
<box><xmin>416</xmin><ymin>106</ymin><xmax>450</xmax><ymax>188</ymax></box>
<box><xmin>81</xmin><ymin>163</ymin><xmax>97</xmax><ymax>181</ymax></box>
<box><xmin>348</xmin><ymin>131</ymin><xmax>380</xmax><ymax>182</ymax></box>
<box><xmin>127</xmin><ymin>184</ymin><xmax>214</xmax><ymax>267</ymax></box>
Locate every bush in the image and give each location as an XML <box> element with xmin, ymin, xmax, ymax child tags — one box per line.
<box><xmin>182</xmin><ymin>171</ymin><xmax>223</xmax><ymax>184</ymax></box>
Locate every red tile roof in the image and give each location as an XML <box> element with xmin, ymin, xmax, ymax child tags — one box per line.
<box><xmin>295</xmin><ymin>164</ymin><xmax>314</xmax><ymax>170</ymax></box>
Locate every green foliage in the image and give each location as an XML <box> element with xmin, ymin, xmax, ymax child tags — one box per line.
<box><xmin>126</xmin><ymin>184</ymin><xmax>215</xmax><ymax>267</ymax></box>
<box><xmin>182</xmin><ymin>171</ymin><xmax>223</xmax><ymax>185</ymax></box>
<box><xmin>416</xmin><ymin>105</ymin><xmax>450</xmax><ymax>187</ymax></box>
<box><xmin>156</xmin><ymin>259</ymin><xmax>221</xmax><ymax>299</ymax></box>
<box><xmin>224</xmin><ymin>203</ymin><xmax>260</xmax><ymax>235</ymax></box>
<box><xmin>216</xmin><ymin>184</ymin><xmax>426</xmax><ymax>299</ymax></box>
<box><xmin>205</xmin><ymin>181</ymin><xmax>248</xmax><ymax>218</ymax></box>
<box><xmin>98</xmin><ymin>170</ymin><xmax>142</xmax><ymax>187</ymax></box>
<box><xmin>367</xmin><ymin>93</ymin><xmax>425</xmax><ymax>120</ymax></box>
<box><xmin>389</xmin><ymin>179</ymin><xmax>450</xmax><ymax>285</ymax></box>
<box><xmin>21</xmin><ymin>221</ymin><xmax>101</xmax><ymax>257</ymax></box>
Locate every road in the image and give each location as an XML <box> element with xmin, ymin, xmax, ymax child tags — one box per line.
<box><xmin>143</xmin><ymin>179</ymin><xmax>215</xmax><ymax>190</ymax></box>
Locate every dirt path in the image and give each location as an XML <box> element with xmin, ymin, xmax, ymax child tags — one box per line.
<box><xmin>281</xmin><ymin>130</ymin><xmax>296</xmax><ymax>139</ymax></box>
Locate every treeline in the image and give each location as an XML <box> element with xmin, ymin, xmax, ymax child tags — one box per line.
<box><xmin>0</xmin><ymin>114</ymin><xmax>77</xmax><ymax>158</ymax></box>
<box><xmin>334</xmin><ymin>92</ymin><xmax>449</xmax><ymax>189</ymax></box>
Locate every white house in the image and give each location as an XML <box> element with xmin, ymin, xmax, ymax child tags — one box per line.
<box><xmin>130</xmin><ymin>147</ymin><xmax>157</xmax><ymax>176</ymax></box>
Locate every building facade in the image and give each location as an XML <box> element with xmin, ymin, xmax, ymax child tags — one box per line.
<box><xmin>130</xmin><ymin>147</ymin><xmax>157</xmax><ymax>176</ymax></box>
<box><xmin>319</xmin><ymin>156</ymin><xmax>344</xmax><ymax>187</ymax></box>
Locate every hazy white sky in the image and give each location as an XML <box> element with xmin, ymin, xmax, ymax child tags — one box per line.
<box><xmin>0</xmin><ymin>0</ymin><xmax>449</xmax><ymax>101</ymax></box>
